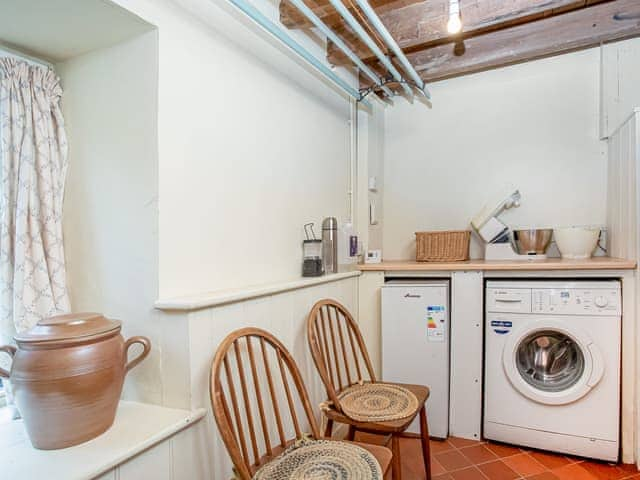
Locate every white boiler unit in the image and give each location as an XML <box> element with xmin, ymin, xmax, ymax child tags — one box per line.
<box><xmin>381</xmin><ymin>280</ymin><xmax>450</xmax><ymax>438</ymax></box>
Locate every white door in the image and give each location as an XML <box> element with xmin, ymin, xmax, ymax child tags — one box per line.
<box><xmin>381</xmin><ymin>281</ymin><xmax>449</xmax><ymax>437</ymax></box>
<box><xmin>502</xmin><ymin>320</ymin><xmax>604</xmax><ymax>405</ymax></box>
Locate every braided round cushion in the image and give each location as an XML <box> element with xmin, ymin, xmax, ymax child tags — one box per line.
<box><xmin>253</xmin><ymin>438</ymin><xmax>382</xmax><ymax>480</ymax></box>
<box><xmin>337</xmin><ymin>383</ymin><xmax>419</xmax><ymax>422</ymax></box>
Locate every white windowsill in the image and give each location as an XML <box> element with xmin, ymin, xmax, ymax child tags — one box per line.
<box><xmin>2</xmin><ymin>401</ymin><xmax>206</xmax><ymax>480</ymax></box>
<box><xmin>154</xmin><ymin>270</ymin><xmax>361</xmax><ymax>312</ymax></box>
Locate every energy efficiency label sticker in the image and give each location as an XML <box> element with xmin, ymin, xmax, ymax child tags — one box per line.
<box><xmin>426</xmin><ymin>305</ymin><xmax>446</xmax><ymax>342</ymax></box>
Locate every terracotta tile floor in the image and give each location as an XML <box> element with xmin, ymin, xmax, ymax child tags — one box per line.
<box><xmin>355</xmin><ymin>433</ymin><xmax>639</xmax><ymax>480</ymax></box>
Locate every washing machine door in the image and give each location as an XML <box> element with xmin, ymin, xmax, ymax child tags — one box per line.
<box><xmin>502</xmin><ymin>320</ymin><xmax>604</xmax><ymax>405</ymax></box>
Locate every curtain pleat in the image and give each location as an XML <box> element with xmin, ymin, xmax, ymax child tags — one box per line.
<box><xmin>0</xmin><ymin>58</ymin><xmax>70</xmax><ymax>339</ymax></box>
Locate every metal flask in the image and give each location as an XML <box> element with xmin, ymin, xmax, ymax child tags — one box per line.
<box><xmin>322</xmin><ymin>217</ymin><xmax>338</xmax><ymax>274</ymax></box>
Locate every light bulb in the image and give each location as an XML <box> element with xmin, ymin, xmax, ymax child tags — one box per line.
<box><xmin>447</xmin><ymin>13</ymin><xmax>462</xmax><ymax>34</ymax></box>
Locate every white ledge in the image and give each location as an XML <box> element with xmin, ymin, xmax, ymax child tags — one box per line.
<box><xmin>2</xmin><ymin>401</ymin><xmax>206</xmax><ymax>480</ymax></box>
<box><xmin>155</xmin><ymin>270</ymin><xmax>361</xmax><ymax>311</ymax></box>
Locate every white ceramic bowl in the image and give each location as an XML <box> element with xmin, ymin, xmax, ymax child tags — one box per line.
<box><xmin>553</xmin><ymin>227</ymin><xmax>601</xmax><ymax>259</ymax></box>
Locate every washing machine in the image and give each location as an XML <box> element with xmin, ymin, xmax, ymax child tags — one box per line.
<box><xmin>484</xmin><ymin>280</ymin><xmax>621</xmax><ymax>461</ymax></box>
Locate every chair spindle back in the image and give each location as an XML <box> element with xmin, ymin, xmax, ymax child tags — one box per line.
<box><xmin>210</xmin><ymin>327</ymin><xmax>320</xmax><ymax>480</ymax></box>
<box><xmin>307</xmin><ymin>299</ymin><xmax>377</xmax><ymax>412</ymax></box>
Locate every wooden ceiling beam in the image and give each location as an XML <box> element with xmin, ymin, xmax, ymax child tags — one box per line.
<box><xmin>357</xmin><ymin>0</ymin><xmax>640</xmax><ymax>86</ymax></box>
<box><xmin>328</xmin><ymin>0</ymin><xmax>610</xmax><ymax>66</ymax></box>
<box><xmin>279</xmin><ymin>0</ymin><xmax>419</xmax><ymax>30</ymax></box>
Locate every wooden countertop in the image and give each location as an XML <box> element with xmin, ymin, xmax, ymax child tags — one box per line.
<box><xmin>357</xmin><ymin>257</ymin><xmax>637</xmax><ymax>272</ymax></box>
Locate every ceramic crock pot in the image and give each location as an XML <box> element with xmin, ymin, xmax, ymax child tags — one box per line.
<box><xmin>0</xmin><ymin>312</ymin><xmax>150</xmax><ymax>450</ymax></box>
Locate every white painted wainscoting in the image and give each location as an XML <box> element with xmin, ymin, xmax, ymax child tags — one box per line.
<box><xmin>93</xmin><ymin>419</ymin><xmax>212</xmax><ymax>480</ymax></box>
<box><xmin>607</xmin><ymin>109</ymin><xmax>640</xmax><ymax>465</ymax></box>
<box><xmin>173</xmin><ymin>275</ymin><xmax>359</xmax><ymax>479</ymax></box>
<box><xmin>607</xmin><ymin>109</ymin><xmax>640</xmax><ymax>260</ymax></box>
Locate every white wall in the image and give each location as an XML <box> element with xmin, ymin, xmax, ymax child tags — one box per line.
<box><xmin>383</xmin><ymin>48</ymin><xmax>606</xmax><ymax>260</ymax></box>
<box><xmin>57</xmin><ymin>0</ymin><xmax>364</xmax><ymax>412</ymax></box>
<box><xmin>110</xmin><ymin>0</ymin><xmax>356</xmax><ymax>299</ymax></box>
<box><xmin>602</xmin><ymin>37</ymin><xmax>640</xmax><ymax>138</ymax></box>
<box><xmin>357</xmin><ymin>102</ymin><xmax>385</xmax><ymax>252</ymax></box>
<box><xmin>59</xmin><ymin>31</ymin><xmax>163</xmax><ymax>403</ymax></box>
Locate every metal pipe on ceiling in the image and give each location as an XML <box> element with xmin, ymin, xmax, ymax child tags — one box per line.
<box><xmin>325</xmin><ymin>0</ymin><xmax>414</xmax><ymax>97</ymax></box>
<box><xmin>286</xmin><ymin>0</ymin><xmax>394</xmax><ymax>98</ymax></box>
<box><xmin>352</xmin><ymin>0</ymin><xmax>431</xmax><ymax>99</ymax></box>
<box><xmin>226</xmin><ymin>0</ymin><xmax>371</xmax><ymax>107</ymax></box>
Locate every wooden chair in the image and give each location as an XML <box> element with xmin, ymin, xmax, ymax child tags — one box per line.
<box><xmin>210</xmin><ymin>327</ymin><xmax>392</xmax><ymax>480</ymax></box>
<box><xmin>307</xmin><ymin>299</ymin><xmax>432</xmax><ymax>480</ymax></box>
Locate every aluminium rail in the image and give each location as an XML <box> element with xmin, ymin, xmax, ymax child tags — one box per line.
<box><xmin>226</xmin><ymin>0</ymin><xmax>372</xmax><ymax>107</ymax></box>
<box><xmin>285</xmin><ymin>0</ymin><xmax>393</xmax><ymax>98</ymax></box>
<box><xmin>353</xmin><ymin>0</ymin><xmax>430</xmax><ymax>99</ymax></box>
<box><xmin>325</xmin><ymin>0</ymin><xmax>414</xmax><ymax>97</ymax></box>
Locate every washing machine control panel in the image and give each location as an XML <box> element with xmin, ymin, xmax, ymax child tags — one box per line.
<box><xmin>532</xmin><ymin>288</ymin><xmax>621</xmax><ymax>315</ymax></box>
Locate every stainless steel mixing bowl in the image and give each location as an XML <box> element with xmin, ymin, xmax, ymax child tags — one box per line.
<box><xmin>513</xmin><ymin>229</ymin><xmax>553</xmax><ymax>255</ymax></box>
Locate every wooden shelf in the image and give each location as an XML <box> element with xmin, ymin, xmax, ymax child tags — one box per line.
<box><xmin>357</xmin><ymin>257</ymin><xmax>637</xmax><ymax>272</ymax></box>
<box><xmin>2</xmin><ymin>401</ymin><xmax>206</xmax><ymax>480</ymax></box>
<box><xmin>155</xmin><ymin>270</ymin><xmax>361</xmax><ymax>311</ymax></box>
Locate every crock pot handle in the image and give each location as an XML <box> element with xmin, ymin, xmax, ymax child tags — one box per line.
<box><xmin>124</xmin><ymin>336</ymin><xmax>151</xmax><ymax>372</ymax></box>
<box><xmin>0</xmin><ymin>345</ymin><xmax>17</xmax><ymax>378</ymax></box>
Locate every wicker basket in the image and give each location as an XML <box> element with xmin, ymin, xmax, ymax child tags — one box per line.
<box><xmin>415</xmin><ymin>230</ymin><xmax>470</xmax><ymax>262</ymax></box>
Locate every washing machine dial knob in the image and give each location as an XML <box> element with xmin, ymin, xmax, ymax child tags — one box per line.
<box><xmin>594</xmin><ymin>296</ymin><xmax>608</xmax><ymax>308</ymax></box>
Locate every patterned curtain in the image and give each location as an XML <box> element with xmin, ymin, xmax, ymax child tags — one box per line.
<box><xmin>0</xmin><ymin>58</ymin><xmax>69</xmax><ymax>341</ymax></box>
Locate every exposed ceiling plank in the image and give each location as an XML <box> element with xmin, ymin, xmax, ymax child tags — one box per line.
<box><xmin>402</xmin><ymin>0</ymin><xmax>640</xmax><ymax>83</ymax></box>
<box><xmin>328</xmin><ymin>0</ymin><xmax>610</xmax><ymax>65</ymax></box>
<box><xmin>279</xmin><ymin>0</ymin><xmax>419</xmax><ymax>29</ymax></box>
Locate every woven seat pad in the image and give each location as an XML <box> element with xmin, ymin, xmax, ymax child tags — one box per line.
<box><xmin>252</xmin><ymin>438</ymin><xmax>382</xmax><ymax>480</ymax></box>
<box><xmin>337</xmin><ymin>383</ymin><xmax>419</xmax><ymax>422</ymax></box>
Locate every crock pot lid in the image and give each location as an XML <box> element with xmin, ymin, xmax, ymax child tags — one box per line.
<box><xmin>14</xmin><ymin>312</ymin><xmax>121</xmax><ymax>343</ymax></box>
